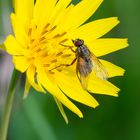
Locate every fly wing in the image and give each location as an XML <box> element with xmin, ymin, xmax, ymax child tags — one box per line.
<box><xmin>91</xmin><ymin>53</ymin><xmax>108</xmax><ymax>80</ymax></box>
<box><xmin>76</xmin><ymin>52</ymin><xmax>108</xmax><ymax>89</ymax></box>
<box><xmin>76</xmin><ymin>57</ymin><xmax>91</xmax><ymax>89</ymax></box>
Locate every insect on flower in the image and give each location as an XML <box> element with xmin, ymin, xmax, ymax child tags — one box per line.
<box><xmin>51</xmin><ymin>39</ymin><xmax>108</xmax><ymax>89</ymax></box>
<box><xmin>4</xmin><ymin>0</ymin><xmax>128</xmax><ymax>121</ymax></box>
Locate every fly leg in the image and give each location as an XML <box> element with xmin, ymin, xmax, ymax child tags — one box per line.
<box><xmin>59</xmin><ymin>43</ymin><xmax>76</xmax><ymax>53</ymax></box>
<box><xmin>50</xmin><ymin>58</ymin><xmax>77</xmax><ymax>71</ymax></box>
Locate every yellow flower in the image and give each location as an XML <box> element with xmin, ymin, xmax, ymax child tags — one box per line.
<box><xmin>4</xmin><ymin>0</ymin><xmax>128</xmax><ymax>122</ymax></box>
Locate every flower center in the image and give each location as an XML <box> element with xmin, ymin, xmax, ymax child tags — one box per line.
<box><xmin>26</xmin><ymin>23</ymin><xmax>75</xmax><ymax>73</ymax></box>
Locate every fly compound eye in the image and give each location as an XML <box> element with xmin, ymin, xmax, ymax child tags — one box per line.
<box><xmin>72</xmin><ymin>39</ymin><xmax>84</xmax><ymax>46</ymax></box>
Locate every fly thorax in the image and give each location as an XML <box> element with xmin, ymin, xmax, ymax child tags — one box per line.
<box><xmin>79</xmin><ymin>45</ymin><xmax>90</xmax><ymax>58</ymax></box>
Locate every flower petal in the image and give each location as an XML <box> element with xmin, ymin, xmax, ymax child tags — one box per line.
<box><xmin>10</xmin><ymin>13</ymin><xmax>27</xmax><ymax>46</ymax></box>
<box><xmin>63</xmin><ymin>0</ymin><xmax>103</xmax><ymax>30</ymax></box>
<box><xmin>88</xmin><ymin>74</ymin><xmax>120</xmax><ymax>96</ymax></box>
<box><xmin>26</xmin><ymin>65</ymin><xmax>45</xmax><ymax>93</ymax></box>
<box><xmin>37</xmin><ymin>67</ymin><xmax>83</xmax><ymax>118</ymax></box>
<box><xmin>23</xmin><ymin>78</ymin><xmax>31</xmax><ymax>99</ymax></box>
<box><xmin>54</xmin><ymin>96</ymin><xmax>69</xmax><ymax>124</ymax></box>
<box><xmin>48</xmin><ymin>0</ymin><xmax>72</xmax><ymax>24</ymax></box>
<box><xmin>4</xmin><ymin>35</ymin><xmax>24</xmax><ymax>55</ymax></box>
<box><xmin>13</xmin><ymin>56</ymin><xmax>30</xmax><ymax>72</ymax></box>
<box><xmin>68</xmin><ymin>17</ymin><xmax>120</xmax><ymax>41</ymax></box>
<box><xmin>99</xmin><ymin>59</ymin><xmax>125</xmax><ymax>78</ymax></box>
<box><xmin>34</xmin><ymin>0</ymin><xmax>57</xmax><ymax>29</ymax></box>
<box><xmin>88</xmin><ymin>38</ymin><xmax>128</xmax><ymax>57</ymax></box>
<box><xmin>55</xmin><ymin>71</ymin><xmax>99</xmax><ymax>108</ymax></box>
<box><xmin>14</xmin><ymin>0</ymin><xmax>34</xmax><ymax>25</ymax></box>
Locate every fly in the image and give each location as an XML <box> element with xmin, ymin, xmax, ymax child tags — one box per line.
<box><xmin>50</xmin><ymin>39</ymin><xmax>108</xmax><ymax>89</ymax></box>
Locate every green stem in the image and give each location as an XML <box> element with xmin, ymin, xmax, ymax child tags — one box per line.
<box><xmin>0</xmin><ymin>69</ymin><xmax>20</xmax><ymax>140</ymax></box>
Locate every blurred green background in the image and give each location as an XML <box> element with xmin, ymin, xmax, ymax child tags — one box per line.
<box><xmin>0</xmin><ymin>0</ymin><xmax>140</xmax><ymax>140</ymax></box>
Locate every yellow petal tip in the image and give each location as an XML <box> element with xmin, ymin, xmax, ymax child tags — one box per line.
<box><xmin>79</xmin><ymin>113</ymin><xmax>83</xmax><ymax>118</ymax></box>
<box><xmin>90</xmin><ymin>101</ymin><xmax>100</xmax><ymax>109</ymax></box>
<box><xmin>113</xmin><ymin>88</ymin><xmax>120</xmax><ymax>97</ymax></box>
<box><xmin>113</xmin><ymin>17</ymin><xmax>120</xmax><ymax>25</ymax></box>
<box><xmin>122</xmin><ymin>69</ymin><xmax>126</xmax><ymax>76</ymax></box>
<box><xmin>124</xmin><ymin>38</ymin><xmax>129</xmax><ymax>47</ymax></box>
